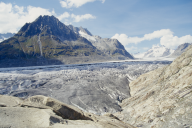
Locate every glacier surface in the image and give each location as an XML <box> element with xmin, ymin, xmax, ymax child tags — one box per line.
<box><xmin>0</xmin><ymin>60</ymin><xmax>171</xmax><ymax>114</ymax></box>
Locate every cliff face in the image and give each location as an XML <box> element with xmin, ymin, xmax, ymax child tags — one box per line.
<box><xmin>116</xmin><ymin>45</ymin><xmax>192</xmax><ymax>127</ymax></box>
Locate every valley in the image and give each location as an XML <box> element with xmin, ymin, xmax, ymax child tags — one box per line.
<box><xmin>0</xmin><ymin>13</ymin><xmax>191</xmax><ymax>128</ymax></box>
<box><xmin>0</xmin><ymin>60</ymin><xmax>171</xmax><ymax>115</ymax></box>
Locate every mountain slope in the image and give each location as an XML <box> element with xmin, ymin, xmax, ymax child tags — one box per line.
<box><xmin>68</xmin><ymin>25</ymin><xmax>134</xmax><ymax>59</ymax></box>
<box><xmin>170</xmin><ymin>43</ymin><xmax>191</xmax><ymax>57</ymax></box>
<box><xmin>116</xmin><ymin>44</ymin><xmax>192</xmax><ymax>127</ymax></box>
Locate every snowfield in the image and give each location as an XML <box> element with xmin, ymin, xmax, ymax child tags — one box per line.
<box><xmin>134</xmin><ymin>45</ymin><xmax>175</xmax><ymax>58</ymax></box>
<box><xmin>0</xmin><ymin>60</ymin><xmax>172</xmax><ymax>114</ymax></box>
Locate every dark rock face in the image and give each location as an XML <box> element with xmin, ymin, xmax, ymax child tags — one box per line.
<box><xmin>170</xmin><ymin>43</ymin><xmax>191</xmax><ymax>57</ymax></box>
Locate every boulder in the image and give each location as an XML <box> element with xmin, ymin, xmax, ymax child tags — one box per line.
<box><xmin>0</xmin><ymin>95</ymin><xmax>135</xmax><ymax>128</ymax></box>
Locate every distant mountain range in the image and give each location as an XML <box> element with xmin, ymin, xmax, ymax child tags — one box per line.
<box><xmin>170</xmin><ymin>43</ymin><xmax>191</xmax><ymax>57</ymax></box>
<box><xmin>0</xmin><ymin>15</ymin><xmax>133</xmax><ymax>67</ymax></box>
<box><xmin>1</xmin><ymin>15</ymin><xmax>190</xmax><ymax>66</ymax></box>
<box><xmin>134</xmin><ymin>43</ymin><xmax>191</xmax><ymax>59</ymax></box>
<box><xmin>134</xmin><ymin>45</ymin><xmax>174</xmax><ymax>58</ymax></box>
<box><xmin>0</xmin><ymin>33</ymin><xmax>15</xmax><ymax>43</ymax></box>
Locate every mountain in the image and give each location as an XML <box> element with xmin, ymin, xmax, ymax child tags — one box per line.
<box><xmin>0</xmin><ymin>15</ymin><xmax>133</xmax><ymax>67</ymax></box>
<box><xmin>68</xmin><ymin>25</ymin><xmax>133</xmax><ymax>59</ymax></box>
<box><xmin>115</xmin><ymin>44</ymin><xmax>192</xmax><ymax>127</ymax></box>
<box><xmin>134</xmin><ymin>45</ymin><xmax>174</xmax><ymax>58</ymax></box>
<box><xmin>0</xmin><ymin>33</ymin><xmax>15</xmax><ymax>42</ymax></box>
<box><xmin>0</xmin><ymin>15</ymin><xmax>98</xmax><ymax>59</ymax></box>
<box><xmin>170</xmin><ymin>43</ymin><xmax>191</xmax><ymax>57</ymax></box>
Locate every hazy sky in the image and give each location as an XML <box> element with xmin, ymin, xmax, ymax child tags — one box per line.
<box><xmin>0</xmin><ymin>0</ymin><xmax>192</xmax><ymax>53</ymax></box>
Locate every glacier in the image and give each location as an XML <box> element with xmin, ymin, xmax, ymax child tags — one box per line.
<box><xmin>0</xmin><ymin>60</ymin><xmax>172</xmax><ymax>114</ymax></box>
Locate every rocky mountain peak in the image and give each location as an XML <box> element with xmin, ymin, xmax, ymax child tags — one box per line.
<box><xmin>17</xmin><ymin>15</ymin><xmax>78</xmax><ymax>41</ymax></box>
<box><xmin>33</xmin><ymin>15</ymin><xmax>67</xmax><ymax>28</ymax></box>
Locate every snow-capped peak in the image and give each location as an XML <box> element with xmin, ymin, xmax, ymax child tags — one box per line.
<box><xmin>134</xmin><ymin>45</ymin><xmax>174</xmax><ymax>58</ymax></box>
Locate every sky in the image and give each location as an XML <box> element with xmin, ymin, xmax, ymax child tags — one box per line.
<box><xmin>0</xmin><ymin>0</ymin><xmax>192</xmax><ymax>54</ymax></box>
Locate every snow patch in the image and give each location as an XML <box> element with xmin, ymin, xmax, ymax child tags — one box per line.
<box><xmin>79</xmin><ymin>30</ymin><xmax>96</xmax><ymax>41</ymax></box>
<box><xmin>37</xmin><ymin>24</ymin><xmax>43</xmax><ymax>56</ymax></box>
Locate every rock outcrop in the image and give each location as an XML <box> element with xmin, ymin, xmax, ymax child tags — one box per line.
<box><xmin>0</xmin><ymin>95</ymin><xmax>135</xmax><ymax>128</ymax></box>
<box><xmin>116</xmin><ymin>45</ymin><xmax>192</xmax><ymax>127</ymax></box>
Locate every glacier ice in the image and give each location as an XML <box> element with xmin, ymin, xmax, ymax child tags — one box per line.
<box><xmin>0</xmin><ymin>60</ymin><xmax>172</xmax><ymax>114</ymax></box>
